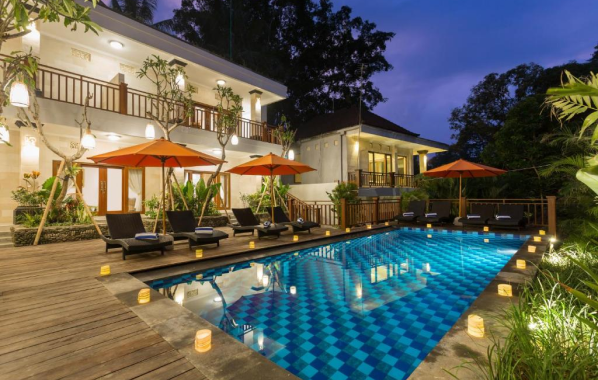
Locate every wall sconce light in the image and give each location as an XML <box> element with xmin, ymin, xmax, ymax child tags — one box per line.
<box><xmin>231</xmin><ymin>134</ymin><xmax>239</xmax><ymax>146</ymax></box>
<box><xmin>100</xmin><ymin>265</ymin><xmax>110</xmax><ymax>276</ymax></box>
<box><xmin>468</xmin><ymin>314</ymin><xmax>484</xmax><ymax>338</ymax></box>
<box><xmin>195</xmin><ymin>329</ymin><xmax>212</xmax><ymax>353</ymax></box>
<box><xmin>325</xmin><ymin>230</ymin><xmax>331</xmax><ymax>236</ymax></box>
<box><xmin>293</xmin><ymin>235</ymin><xmax>299</xmax><ymax>242</ymax></box>
<box><xmin>10</xmin><ymin>80</ymin><xmax>30</xmax><ymax>107</ymax></box>
<box><xmin>290</xmin><ymin>286</ymin><xmax>297</xmax><ymax>295</ymax></box>
<box><xmin>255</xmin><ymin>97</ymin><xmax>261</xmax><ymax>111</ymax></box>
<box><xmin>288</xmin><ymin>149</ymin><xmax>295</xmax><ymax>161</ymax></box>
<box><xmin>516</xmin><ymin>260</ymin><xmax>526</xmax><ymax>269</ymax></box>
<box><xmin>498</xmin><ymin>284</ymin><xmax>512</xmax><ymax>297</ymax></box>
<box><xmin>249</xmin><ymin>241</ymin><xmax>255</xmax><ymax>249</ymax></box>
<box><xmin>145</xmin><ymin>123</ymin><xmax>155</xmax><ymax>139</ymax></box>
<box><xmin>138</xmin><ymin>288</ymin><xmax>151</xmax><ymax>304</ymax></box>
<box><xmin>483</xmin><ymin>227</ymin><xmax>490</xmax><ymax>232</ymax></box>
<box><xmin>528</xmin><ymin>245</ymin><xmax>536</xmax><ymax>253</ymax></box>
<box><xmin>175</xmin><ymin>73</ymin><xmax>185</xmax><ymax>88</ymax></box>
<box><xmin>196</xmin><ymin>249</ymin><xmax>203</xmax><ymax>258</ymax></box>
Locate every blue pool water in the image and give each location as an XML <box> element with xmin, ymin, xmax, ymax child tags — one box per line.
<box><xmin>147</xmin><ymin>228</ymin><xmax>526</xmax><ymax>380</ymax></box>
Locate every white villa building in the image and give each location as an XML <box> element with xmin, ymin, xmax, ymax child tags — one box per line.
<box><xmin>287</xmin><ymin>107</ymin><xmax>448</xmax><ymax>200</ymax></box>
<box><xmin>0</xmin><ymin>5</ymin><xmax>287</xmax><ymax>223</ymax></box>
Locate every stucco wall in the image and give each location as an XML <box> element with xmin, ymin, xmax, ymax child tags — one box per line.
<box><xmin>289</xmin><ymin>183</ymin><xmax>338</xmax><ymax>202</ymax></box>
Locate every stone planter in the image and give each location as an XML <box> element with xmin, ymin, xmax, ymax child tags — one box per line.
<box><xmin>13</xmin><ymin>206</ymin><xmax>43</xmax><ymax>225</ymax></box>
<box><xmin>9</xmin><ymin>214</ymin><xmax>230</xmax><ymax>247</ymax></box>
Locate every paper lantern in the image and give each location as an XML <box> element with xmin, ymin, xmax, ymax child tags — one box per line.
<box><xmin>195</xmin><ymin>329</ymin><xmax>212</xmax><ymax>353</ymax></box>
<box><xmin>468</xmin><ymin>314</ymin><xmax>484</xmax><ymax>338</ymax></box>
<box><xmin>366</xmin><ymin>224</ymin><xmax>372</xmax><ymax>230</ymax></box>
<box><xmin>528</xmin><ymin>245</ymin><xmax>536</xmax><ymax>253</ymax></box>
<box><xmin>498</xmin><ymin>284</ymin><xmax>512</xmax><ymax>297</ymax></box>
<box><xmin>346</xmin><ymin>228</ymin><xmax>351</xmax><ymax>233</ymax></box>
<box><xmin>231</xmin><ymin>134</ymin><xmax>239</xmax><ymax>146</ymax></box>
<box><xmin>325</xmin><ymin>230</ymin><xmax>331</xmax><ymax>236</ymax></box>
<box><xmin>100</xmin><ymin>265</ymin><xmax>110</xmax><ymax>276</ymax></box>
<box><xmin>138</xmin><ymin>288</ymin><xmax>151</xmax><ymax>304</ymax></box>
<box><xmin>9</xmin><ymin>81</ymin><xmax>29</xmax><ymax>107</ymax></box>
<box><xmin>196</xmin><ymin>249</ymin><xmax>203</xmax><ymax>258</ymax></box>
<box><xmin>426</xmin><ymin>224</ymin><xmax>432</xmax><ymax>228</ymax></box>
<box><xmin>516</xmin><ymin>260</ymin><xmax>526</xmax><ymax>269</ymax></box>
<box><xmin>483</xmin><ymin>226</ymin><xmax>490</xmax><ymax>232</ymax></box>
<box><xmin>288</xmin><ymin>149</ymin><xmax>295</xmax><ymax>160</ymax></box>
<box><xmin>145</xmin><ymin>123</ymin><xmax>155</xmax><ymax>139</ymax></box>
<box><xmin>81</xmin><ymin>129</ymin><xmax>96</xmax><ymax>150</ymax></box>
<box><xmin>484</xmin><ymin>239</ymin><xmax>489</xmax><ymax>243</ymax></box>
<box><xmin>533</xmin><ymin>236</ymin><xmax>541</xmax><ymax>242</ymax></box>
<box><xmin>249</xmin><ymin>241</ymin><xmax>255</xmax><ymax>249</ymax></box>
<box><xmin>539</xmin><ymin>230</ymin><xmax>546</xmax><ymax>236</ymax></box>
<box><xmin>290</xmin><ymin>286</ymin><xmax>297</xmax><ymax>295</ymax></box>
<box><xmin>293</xmin><ymin>235</ymin><xmax>299</xmax><ymax>242</ymax></box>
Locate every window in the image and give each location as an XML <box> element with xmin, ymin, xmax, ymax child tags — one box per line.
<box><xmin>368</xmin><ymin>152</ymin><xmax>393</xmax><ymax>174</ymax></box>
<box><xmin>397</xmin><ymin>156</ymin><xmax>406</xmax><ymax>175</ymax></box>
<box><xmin>184</xmin><ymin>170</ymin><xmax>231</xmax><ymax>210</ymax></box>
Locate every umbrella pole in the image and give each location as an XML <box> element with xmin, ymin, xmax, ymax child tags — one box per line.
<box><xmin>459</xmin><ymin>173</ymin><xmax>462</xmax><ymax>218</ymax></box>
<box><xmin>161</xmin><ymin>161</ymin><xmax>167</xmax><ymax>235</ymax></box>
<box><xmin>271</xmin><ymin>172</ymin><xmax>275</xmax><ymax>224</ymax></box>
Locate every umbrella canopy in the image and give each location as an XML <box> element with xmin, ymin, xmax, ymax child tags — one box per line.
<box><xmin>88</xmin><ymin>138</ymin><xmax>225</xmax><ymax>234</ymax></box>
<box><xmin>226</xmin><ymin>153</ymin><xmax>316</xmax><ymax>222</ymax></box>
<box><xmin>423</xmin><ymin>159</ymin><xmax>506</xmax><ymax>217</ymax></box>
<box><xmin>423</xmin><ymin>159</ymin><xmax>506</xmax><ymax>178</ymax></box>
<box><xmin>87</xmin><ymin>137</ymin><xmax>224</xmax><ymax>167</ymax></box>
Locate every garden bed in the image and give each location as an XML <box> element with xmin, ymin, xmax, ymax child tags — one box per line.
<box><xmin>10</xmin><ymin>215</ymin><xmax>229</xmax><ymax>247</ymax></box>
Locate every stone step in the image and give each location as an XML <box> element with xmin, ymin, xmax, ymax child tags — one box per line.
<box><xmin>0</xmin><ymin>242</ymin><xmax>13</xmax><ymax>249</ymax></box>
<box><xmin>0</xmin><ymin>231</ymin><xmax>11</xmax><ymax>238</ymax></box>
<box><xmin>0</xmin><ymin>236</ymin><xmax>11</xmax><ymax>243</ymax></box>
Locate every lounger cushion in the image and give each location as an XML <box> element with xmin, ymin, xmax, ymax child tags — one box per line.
<box><xmin>106</xmin><ymin>235</ymin><xmax>173</xmax><ymax>252</ymax></box>
<box><xmin>172</xmin><ymin>230</ymin><xmax>228</xmax><ymax>243</ymax></box>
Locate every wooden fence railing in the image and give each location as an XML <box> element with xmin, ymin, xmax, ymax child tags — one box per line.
<box><xmin>348</xmin><ymin>170</ymin><xmax>417</xmax><ymax>188</ymax></box>
<box><xmin>31</xmin><ymin>62</ymin><xmax>281</xmax><ymax>145</ymax></box>
<box><xmin>286</xmin><ymin>194</ymin><xmax>337</xmax><ymax>226</ymax></box>
<box><xmin>340</xmin><ymin>198</ymin><xmax>402</xmax><ymax>229</ymax></box>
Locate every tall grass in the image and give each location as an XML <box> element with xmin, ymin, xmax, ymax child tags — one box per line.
<box><xmin>474</xmin><ymin>244</ymin><xmax>598</xmax><ymax>380</ymax></box>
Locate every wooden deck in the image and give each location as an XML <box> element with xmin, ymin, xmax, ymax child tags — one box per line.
<box><xmin>0</xmin><ymin>226</ymin><xmax>344</xmax><ymax>379</ymax></box>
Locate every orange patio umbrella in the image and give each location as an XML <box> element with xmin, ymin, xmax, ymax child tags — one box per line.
<box><xmin>423</xmin><ymin>159</ymin><xmax>506</xmax><ymax>216</ymax></box>
<box><xmin>226</xmin><ymin>153</ymin><xmax>316</xmax><ymax>223</ymax></box>
<box><xmin>88</xmin><ymin>138</ymin><xmax>225</xmax><ymax>233</ymax></box>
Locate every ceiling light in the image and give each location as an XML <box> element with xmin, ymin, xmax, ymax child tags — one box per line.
<box><xmin>106</xmin><ymin>133</ymin><xmax>121</xmax><ymax>141</ymax></box>
<box><xmin>216</xmin><ymin>79</ymin><xmax>226</xmax><ymax>86</ymax></box>
<box><xmin>109</xmin><ymin>40</ymin><xmax>124</xmax><ymax>49</ymax></box>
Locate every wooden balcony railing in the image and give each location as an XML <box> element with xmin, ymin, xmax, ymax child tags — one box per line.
<box><xmin>32</xmin><ymin>63</ymin><xmax>281</xmax><ymax>145</ymax></box>
<box><xmin>348</xmin><ymin>170</ymin><xmax>417</xmax><ymax>188</ymax></box>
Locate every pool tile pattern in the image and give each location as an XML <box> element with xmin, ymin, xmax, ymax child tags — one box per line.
<box><xmin>149</xmin><ymin>228</ymin><xmax>526</xmax><ymax>380</ymax></box>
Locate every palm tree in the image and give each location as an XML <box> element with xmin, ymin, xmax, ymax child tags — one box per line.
<box><xmin>110</xmin><ymin>0</ymin><xmax>157</xmax><ymax>24</ymax></box>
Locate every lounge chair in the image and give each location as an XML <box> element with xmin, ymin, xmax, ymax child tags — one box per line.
<box><xmin>487</xmin><ymin>204</ymin><xmax>527</xmax><ymax>230</ymax></box>
<box><xmin>273</xmin><ymin>206</ymin><xmax>320</xmax><ymax>233</ymax></box>
<box><xmin>395</xmin><ymin>200</ymin><xmax>426</xmax><ymax>224</ymax></box>
<box><xmin>461</xmin><ymin>204</ymin><xmax>495</xmax><ymax>229</ymax></box>
<box><xmin>166</xmin><ymin>210</ymin><xmax>228</xmax><ymax>249</ymax></box>
<box><xmin>417</xmin><ymin>201</ymin><xmax>452</xmax><ymax>225</ymax></box>
<box><xmin>102</xmin><ymin>213</ymin><xmax>173</xmax><ymax>260</ymax></box>
<box><xmin>230</xmin><ymin>208</ymin><xmax>289</xmax><ymax>239</ymax></box>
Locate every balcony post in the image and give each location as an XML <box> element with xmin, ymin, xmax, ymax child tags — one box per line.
<box><xmin>389</xmin><ymin>173</ymin><xmax>395</xmax><ymax>188</ymax></box>
<box><xmin>118</xmin><ymin>82</ymin><xmax>128</xmax><ymax>115</ymax></box>
<box><xmin>356</xmin><ymin>169</ymin><xmax>362</xmax><ymax>188</ymax></box>
<box><xmin>373</xmin><ymin>197</ymin><xmax>379</xmax><ymax>225</ymax></box>
<box><xmin>340</xmin><ymin>198</ymin><xmax>347</xmax><ymax>230</ymax></box>
<box><xmin>262</xmin><ymin>122</ymin><xmax>268</xmax><ymax>142</ymax></box>
<box><xmin>547</xmin><ymin>196</ymin><xmax>557</xmax><ymax>237</ymax></box>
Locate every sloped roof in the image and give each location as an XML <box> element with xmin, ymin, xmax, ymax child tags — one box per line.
<box><xmin>296</xmin><ymin>107</ymin><xmax>420</xmax><ymax>140</ymax></box>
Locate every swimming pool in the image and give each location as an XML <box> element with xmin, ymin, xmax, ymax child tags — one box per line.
<box><xmin>147</xmin><ymin>228</ymin><xmax>527</xmax><ymax>380</ymax></box>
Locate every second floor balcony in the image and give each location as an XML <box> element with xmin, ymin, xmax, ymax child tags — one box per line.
<box><xmin>31</xmin><ymin>62</ymin><xmax>282</xmax><ymax>145</ymax></box>
<box><xmin>348</xmin><ymin>169</ymin><xmax>418</xmax><ymax>188</ymax></box>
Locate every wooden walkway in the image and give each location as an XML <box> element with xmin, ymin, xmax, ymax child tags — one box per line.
<box><xmin>0</xmin><ymin>226</ymin><xmax>343</xmax><ymax>379</ymax></box>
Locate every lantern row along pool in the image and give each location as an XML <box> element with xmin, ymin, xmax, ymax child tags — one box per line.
<box><xmin>146</xmin><ymin>228</ymin><xmax>527</xmax><ymax>380</ymax></box>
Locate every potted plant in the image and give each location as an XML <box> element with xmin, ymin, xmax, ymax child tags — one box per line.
<box><xmin>11</xmin><ymin>171</ymin><xmax>45</xmax><ymax>224</ymax></box>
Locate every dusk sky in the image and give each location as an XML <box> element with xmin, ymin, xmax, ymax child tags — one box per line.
<box><xmin>154</xmin><ymin>0</ymin><xmax>598</xmax><ymax>144</ymax></box>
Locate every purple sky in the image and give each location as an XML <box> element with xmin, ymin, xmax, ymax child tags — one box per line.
<box><xmin>155</xmin><ymin>0</ymin><xmax>598</xmax><ymax>143</ymax></box>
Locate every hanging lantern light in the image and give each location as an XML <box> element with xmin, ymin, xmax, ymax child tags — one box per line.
<box><xmin>231</xmin><ymin>134</ymin><xmax>239</xmax><ymax>146</ymax></box>
<box><xmin>10</xmin><ymin>80</ymin><xmax>30</xmax><ymax>107</ymax></box>
<box><xmin>0</xmin><ymin>125</ymin><xmax>9</xmax><ymax>144</ymax></box>
<box><xmin>145</xmin><ymin>123</ymin><xmax>155</xmax><ymax>140</ymax></box>
<box><xmin>288</xmin><ymin>149</ymin><xmax>295</xmax><ymax>161</ymax></box>
<box><xmin>81</xmin><ymin>128</ymin><xmax>96</xmax><ymax>150</ymax></box>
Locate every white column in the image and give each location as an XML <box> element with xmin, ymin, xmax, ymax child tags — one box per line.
<box><xmin>418</xmin><ymin>150</ymin><xmax>428</xmax><ymax>173</ymax></box>
<box><xmin>249</xmin><ymin>90</ymin><xmax>262</xmax><ymax>122</ymax></box>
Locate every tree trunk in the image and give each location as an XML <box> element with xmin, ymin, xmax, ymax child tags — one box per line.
<box><xmin>55</xmin><ymin>159</ymin><xmax>73</xmax><ymax>205</ymax></box>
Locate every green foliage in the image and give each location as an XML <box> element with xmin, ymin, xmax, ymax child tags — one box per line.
<box><xmin>400</xmin><ymin>189</ymin><xmax>428</xmax><ymax>211</ymax></box>
<box><xmin>240</xmin><ymin>179</ymin><xmax>290</xmax><ymax>214</ymax></box>
<box><xmin>11</xmin><ymin>188</ymin><xmax>45</xmax><ymax>207</ymax></box>
<box><xmin>173</xmin><ymin>179</ymin><xmax>221</xmax><ymax>217</ymax></box>
<box><xmin>110</xmin><ymin>0</ymin><xmax>157</xmax><ymax>24</ymax></box>
<box><xmin>143</xmin><ymin>194</ymin><xmax>161</xmax><ymax>219</ymax></box>
<box><xmin>472</xmin><ymin>243</ymin><xmax>598</xmax><ymax>379</ymax></box>
<box><xmin>326</xmin><ymin>182</ymin><xmax>358</xmax><ymax>223</ymax></box>
<box><xmin>1</xmin><ymin>0</ymin><xmax>100</xmax><ymax>45</ymax></box>
<box><xmin>169</xmin><ymin>0</ymin><xmax>394</xmax><ymax>123</ymax></box>
<box><xmin>16</xmin><ymin>196</ymin><xmax>91</xmax><ymax>227</ymax></box>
